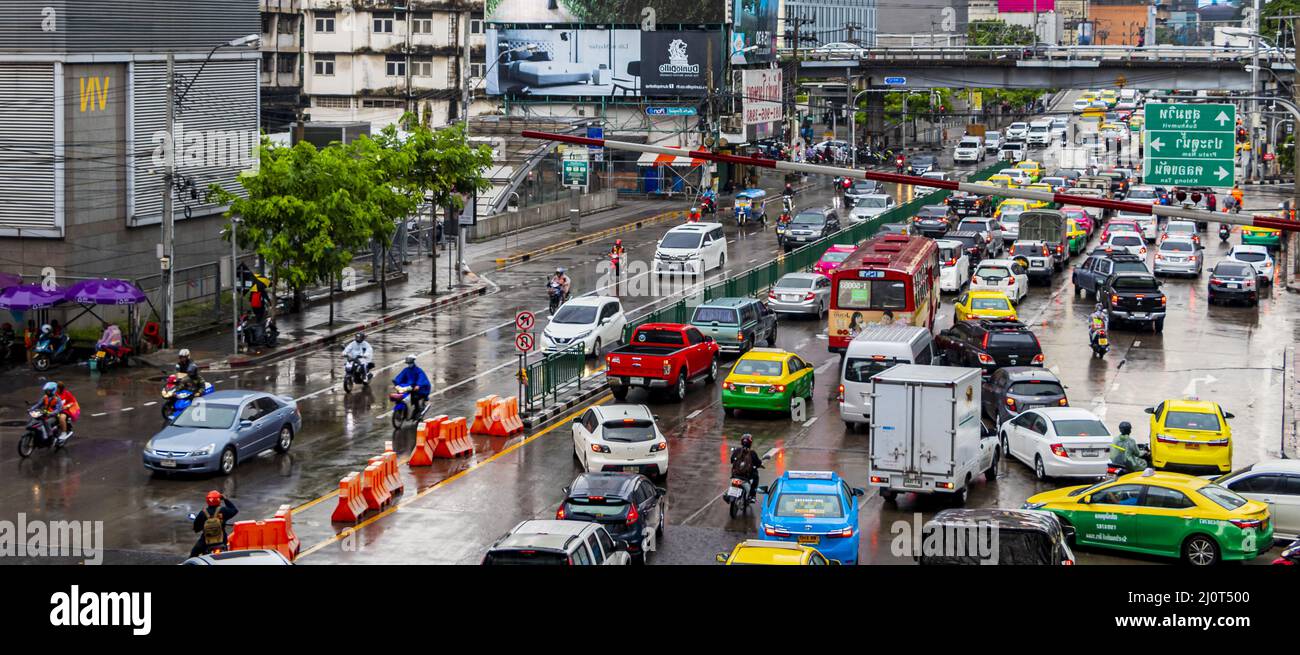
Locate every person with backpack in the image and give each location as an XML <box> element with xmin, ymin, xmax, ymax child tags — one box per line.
<box><xmin>249</xmin><ymin>283</ymin><xmax>266</xmax><ymax>323</ymax></box>
<box><xmin>191</xmin><ymin>490</ymin><xmax>238</xmax><ymax>557</ymax></box>
<box><xmin>729</xmin><ymin>434</ymin><xmax>763</xmax><ymax>501</ymax></box>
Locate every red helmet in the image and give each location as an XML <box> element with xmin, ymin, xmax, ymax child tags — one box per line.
<box><xmin>206</xmin><ymin>490</ymin><xmax>222</xmax><ymax>506</ymax></box>
<box><xmin>615</xmin><ymin>239</ymin><xmax>622</xmax><ymax>246</ymax></box>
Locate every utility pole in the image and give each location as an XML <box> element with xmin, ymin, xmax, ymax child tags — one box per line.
<box><xmin>162</xmin><ymin>52</ymin><xmax>175</xmax><ymax>349</ymax></box>
<box><xmin>1293</xmin><ymin>16</ymin><xmax>1299</xmax><ymax>278</ymax></box>
<box><xmin>1250</xmin><ymin>0</ymin><xmax>1261</xmax><ymax>181</ymax></box>
<box><xmin>458</xmin><ymin>11</ymin><xmax>472</xmax><ymax>287</ymax></box>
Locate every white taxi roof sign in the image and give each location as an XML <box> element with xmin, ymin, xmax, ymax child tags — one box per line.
<box><xmin>786</xmin><ymin>471</ymin><xmax>834</xmax><ymax>480</ymax></box>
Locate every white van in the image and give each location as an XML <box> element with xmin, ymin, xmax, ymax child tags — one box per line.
<box><xmin>1026</xmin><ymin>120</ymin><xmax>1053</xmax><ymax>146</ymax></box>
<box><xmin>839</xmin><ymin>325</ymin><xmax>936</xmax><ymax>431</ymax></box>
<box><xmin>654</xmin><ymin>222</ymin><xmax>728</xmax><ymax>276</ymax></box>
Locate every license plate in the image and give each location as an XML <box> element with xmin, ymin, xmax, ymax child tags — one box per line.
<box><xmin>904</xmin><ymin>472</ymin><xmax>922</xmax><ymax>488</ymax></box>
<box><xmin>726</xmin><ymin>487</ymin><xmax>742</xmax><ymax>499</ymax></box>
<box><xmin>797</xmin><ymin>535</ymin><xmax>820</xmax><ymax>545</ymax></box>
<box><xmin>629</xmin><ymin>377</ymin><xmax>645</xmax><ymax>386</ymax></box>
<box><xmin>1098</xmin><ymin>338</ymin><xmax>1108</xmax><ymax>346</ymax></box>
<box><xmin>782</xmin><ymin>295</ymin><xmax>799</xmax><ymax>302</ymax></box>
<box><xmin>1078</xmin><ymin>449</ymin><xmax>1101</xmax><ymax>457</ymax></box>
<box><xmin>623</xmin><ymin>466</ymin><xmax>640</xmax><ymax>473</ymax></box>
<box><xmin>1184</xmin><ymin>443</ymin><xmax>1200</xmax><ymax>450</ymax></box>
<box><xmin>1227</xmin><ymin>283</ymin><xmax>1240</xmax><ymax>289</ymax></box>
<box><xmin>744</xmin><ymin>386</ymin><xmax>761</xmax><ymax>394</ymax></box>
<box><xmin>1032</xmin><ymin>262</ymin><xmax>1045</xmax><ymax>268</ymax></box>
<box><xmin>96</xmin><ymin>350</ymin><xmax>106</xmax><ymax>357</ymax></box>
<box><xmin>1132</xmin><ymin>312</ymin><xmax>1147</xmax><ymax>318</ymax></box>
<box><xmin>160</xmin><ymin>460</ymin><xmax>177</xmax><ymax>468</ymax></box>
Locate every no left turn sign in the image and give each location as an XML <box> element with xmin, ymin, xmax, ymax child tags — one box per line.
<box><xmin>515</xmin><ymin>311</ymin><xmax>535</xmax><ymax>331</ymax></box>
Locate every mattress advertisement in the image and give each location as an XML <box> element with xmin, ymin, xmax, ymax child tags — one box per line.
<box><xmin>486</xmin><ymin>28</ymin><xmax>642</xmax><ymax>97</ymax></box>
<box><xmin>731</xmin><ymin>0</ymin><xmax>778</xmax><ymax>64</ymax></box>
<box><xmin>640</xmin><ymin>31</ymin><xmax>723</xmax><ymax>97</ymax></box>
<box><xmin>484</xmin><ymin>0</ymin><xmax>724</xmax><ymax>25</ymax></box>
<box><xmin>997</xmin><ymin>0</ymin><xmax>1055</xmax><ymax>11</ymax></box>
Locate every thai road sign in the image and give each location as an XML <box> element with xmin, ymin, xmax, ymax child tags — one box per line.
<box><xmin>1143</xmin><ymin>103</ymin><xmax>1236</xmax><ymax>187</ymax></box>
<box><xmin>515</xmin><ymin>332</ymin><xmax>535</xmax><ymax>353</ymax></box>
<box><xmin>515</xmin><ymin>311</ymin><xmax>535</xmax><ymax>331</ymax></box>
<box><xmin>562</xmin><ymin>160</ymin><xmax>589</xmax><ymax>188</ymax></box>
<box><xmin>884</xmin><ymin>76</ymin><xmax>906</xmax><ymax>85</ymax></box>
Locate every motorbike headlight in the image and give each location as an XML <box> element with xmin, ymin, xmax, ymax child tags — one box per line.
<box><xmin>190</xmin><ymin>443</ymin><xmax>216</xmax><ymax>457</ymax></box>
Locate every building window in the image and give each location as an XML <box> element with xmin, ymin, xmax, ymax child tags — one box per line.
<box><xmin>279</xmin><ymin>15</ymin><xmax>295</xmax><ymax>34</ymax></box>
<box><xmin>277</xmin><ymin>53</ymin><xmax>295</xmax><ymax>74</ymax></box>
<box><xmin>373</xmin><ymin>11</ymin><xmax>395</xmax><ymax>33</ymax></box>
<box><xmin>362</xmin><ymin>99</ymin><xmax>403</xmax><ymax>108</ymax></box>
<box><xmin>469</xmin><ymin>62</ymin><xmax>485</xmax><ymax>79</ymax></box>
<box><xmin>413</xmin><ymin>12</ymin><xmax>433</xmax><ymax>34</ymax></box>
<box><xmin>470</xmin><ymin>19</ymin><xmax>483</xmax><ymax>35</ymax></box>
<box><xmin>314</xmin><ymin>54</ymin><xmax>335</xmax><ymax>76</ymax></box>
<box><xmin>315</xmin><ymin>96</ymin><xmax>352</xmax><ymax>109</ymax></box>
<box><xmin>412</xmin><ymin>57</ymin><xmax>433</xmax><ymax>77</ymax></box>
<box><xmin>385</xmin><ymin>55</ymin><xmax>406</xmax><ymax>77</ymax></box>
<box><xmin>261</xmin><ymin>54</ymin><xmax>273</xmax><ymax>73</ymax></box>
<box><xmin>315</xmin><ymin>11</ymin><xmax>335</xmax><ymax>33</ymax></box>
<box><xmin>262</xmin><ymin>14</ymin><xmax>272</xmax><ymax>34</ymax></box>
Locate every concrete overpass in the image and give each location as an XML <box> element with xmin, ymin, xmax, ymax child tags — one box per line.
<box><xmin>794</xmin><ymin>45</ymin><xmax>1294</xmax><ymax>91</ymax></box>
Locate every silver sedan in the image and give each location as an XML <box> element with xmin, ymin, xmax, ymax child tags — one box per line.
<box><xmin>767</xmin><ymin>272</ymin><xmax>832</xmax><ymax>316</ymax></box>
<box><xmin>1152</xmin><ymin>237</ymin><xmax>1203</xmax><ymax>277</ymax></box>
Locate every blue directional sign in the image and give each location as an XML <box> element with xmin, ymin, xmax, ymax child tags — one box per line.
<box><xmin>884</xmin><ymin>77</ymin><xmax>907</xmax><ymax>86</ymax></box>
<box><xmin>646</xmin><ymin>106</ymin><xmax>698</xmax><ymax>116</ymax></box>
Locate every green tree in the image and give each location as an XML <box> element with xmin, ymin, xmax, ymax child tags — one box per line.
<box><xmin>1261</xmin><ymin>0</ymin><xmax>1300</xmax><ymax>43</ymax></box>
<box><xmin>967</xmin><ymin>20</ymin><xmax>1035</xmax><ymax>47</ymax></box>
<box><xmin>346</xmin><ymin>134</ymin><xmax>421</xmax><ymax>312</ymax></box>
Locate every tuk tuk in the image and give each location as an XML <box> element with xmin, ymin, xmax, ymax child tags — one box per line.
<box><xmin>733</xmin><ymin>189</ymin><xmax>767</xmax><ymax>226</ymax></box>
<box><xmin>917</xmin><ymin>508</ymin><xmax>1076</xmax><ymax>565</ymax></box>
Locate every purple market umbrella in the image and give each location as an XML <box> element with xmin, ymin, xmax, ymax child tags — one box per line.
<box><xmin>0</xmin><ymin>273</ymin><xmax>20</xmax><ymax>290</ymax></box>
<box><xmin>66</xmin><ymin>278</ymin><xmax>147</xmax><ymax>306</ymax></box>
<box><xmin>0</xmin><ymin>284</ymin><xmax>65</xmax><ymax>311</ymax></box>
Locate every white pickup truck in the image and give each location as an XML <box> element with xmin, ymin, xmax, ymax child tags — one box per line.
<box><xmin>953</xmin><ymin>136</ymin><xmax>985</xmax><ymax>163</ymax></box>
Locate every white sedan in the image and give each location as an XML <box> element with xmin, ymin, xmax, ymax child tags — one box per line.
<box><xmin>969</xmin><ymin>259</ymin><xmax>1028</xmax><ymax>304</ymax></box>
<box><xmin>1226</xmin><ymin>244</ymin><xmax>1275</xmax><ymax>285</ymax></box>
<box><xmin>1212</xmin><ymin>460</ymin><xmax>1300</xmax><ymax>541</ymax></box>
<box><xmin>935</xmin><ymin>239</ymin><xmax>970</xmax><ymax>293</ymax></box>
<box><xmin>1102</xmin><ymin>232</ymin><xmax>1148</xmax><ymax>258</ymax></box>
<box><xmin>999</xmin><ymin>407</ymin><xmax>1114</xmax><ymax>480</ymax></box>
<box><xmin>848</xmin><ymin>194</ymin><xmax>896</xmax><ymax>223</ymax></box>
<box><xmin>542</xmin><ymin>296</ymin><xmax>627</xmax><ymax>357</ymax></box>
<box><xmin>571</xmin><ymin>404</ymin><xmax>668</xmax><ymax>480</ymax></box>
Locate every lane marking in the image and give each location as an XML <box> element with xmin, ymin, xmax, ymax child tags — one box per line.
<box><xmin>686</xmin><ymin>409</ymin><xmax>703</xmax><ymax>420</ymax></box>
<box><xmin>91</xmin><ymin>412</ymin><xmax>106</xmax><ymax>417</ymax></box>
<box><xmin>296</xmin><ymin>395</ymin><xmax>613</xmax><ymax>559</ymax></box>
<box><xmin>803</xmin><ymin>416</ymin><xmax>819</xmax><ymax>427</ymax></box>
<box><xmin>143</xmin><ymin>401</ymin><xmax>157</xmax><ymax>407</ymax></box>
<box><xmin>1133</xmin><ymin>340</ymin><xmax>1142</xmax><ymax>348</ymax></box>
<box><xmin>121</xmin><ymin>407</ymin><xmax>134</xmax><ymax>412</ymax></box>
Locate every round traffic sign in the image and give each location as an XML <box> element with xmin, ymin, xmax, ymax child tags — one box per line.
<box><xmin>515</xmin><ymin>332</ymin><xmax>535</xmax><ymax>353</ymax></box>
<box><xmin>515</xmin><ymin>311</ymin><xmax>535</xmax><ymax>331</ymax></box>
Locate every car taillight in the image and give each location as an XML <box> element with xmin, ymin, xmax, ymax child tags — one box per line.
<box><xmin>1229</xmin><ymin>519</ymin><xmax>1262</xmax><ymax>530</ymax></box>
<box><xmin>556</xmin><ymin>506</ymin><xmax>566</xmax><ymax>520</ymax></box>
<box><xmin>1110</xmin><ymin>294</ymin><xmax>1119</xmax><ymax>305</ymax></box>
<box><xmin>805</xmin><ymin>292</ymin><xmax>816</xmax><ymax>301</ymax></box>
<box><xmin>650</xmin><ymin>441</ymin><xmax>667</xmax><ymax>453</ymax></box>
<box><xmin>1155</xmin><ymin>434</ymin><xmax>1177</xmax><ymax>443</ymax></box>
<box><xmin>1005</xmin><ymin>397</ymin><xmax>1016</xmax><ymax>409</ymax></box>
<box><xmin>1056</xmin><ymin>244</ymin><xmax>1064</xmax><ymax>255</ymax></box>
<box><xmin>1008</xmin><ymin>245</ymin><xmax>1016</xmax><ymax>254</ymax></box>
<box><xmin>1160</xmin><ymin>296</ymin><xmax>1167</xmax><ymax>306</ymax></box>
<box><xmin>837</xmin><ymin>384</ymin><xmax>844</xmax><ymax>401</ymax></box>
<box><xmin>1004</xmin><ymin>278</ymin><xmax>1015</xmax><ymax>286</ymax></box>
<box><xmin>1032</xmin><ymin>353</ymin><xmax>1044</xmax><ymax>364</ymax></box>
<box><xmin>768</xmin><ymin>384</ymin><xmax>786</xmax><ymax>393</ymax></box>
<box><xmin>977</xmin><ymin>353</ymin><xmax>994</xmax><ymax>364</ymax></box>
<box><xmin>971</xmin><ymin>275</ymin><xmax>982</xmax><ymax>285</ymax></box>
<box><xmin>764</xmin><ymin>524</ymin><xmax>790</xmax><ymax>537</ymax></box>
<box><xmin>1058</xmin><ymin>397</ymin><xmax>1068</xmax><ymax>406</ymax></box>
<box><xmin>591</xmin><ymin>444</ymin><xmax>611</xmax><ymax>453</ymax></box>
<box><xmin>626</xmin><ymin>503</ymin><xmax>640</xmax><ymax>526</ymax></box>
<box><xmin>768</xmin><ymin>290</ymin><xmax>778</xmax><ymax>299</ymax></box>
<box><xmin>1210</xmin><ymin>277</ymin><xmax>1222</xmax><ymax>285</ymax></box>
<box><xmin>1139</xmin><ymin>247</ymin><xmax>1147</xmax><ymax>255</ymax></box>
<box><xmin>737</xmin><ymin>331</ymin><xmax>744</xmax><ymax>342</ymax></box>
<box><xmin>945</xmin><ymin>259</ymin><xmax>956</xmax><ymax>267</ymax></box>
<box><xmin>1050</xmin><ymin>443</ymin><xmax>1069</xmax><ymax>458</ymax></box>
<box><xmin>870</xmin><ymin>475</ymin><xmax>888</xmax><ymax>484</ymax></box>
<box><xmin>827</xmin><ymin>527</ymin><xmax>854</xmax><ymax>538</ymax></box>
<box><xmin>722</xmin><ymin>381</ymin><xmax>734</xmax><ymax>390</ymax></box>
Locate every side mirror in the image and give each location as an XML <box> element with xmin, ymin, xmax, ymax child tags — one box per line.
<box><xmin>852</xmin><ymin>487</ymin><xmax>865</xmax><ymax>497</ymax></box>
<box><xmin>704</xmin><ymin>336</ymin><xmax>714</xmax><ymax>343</ymax></box>
<box><xmin>656</xmin><ymin>487</ymin><xmax>667</xmax><ymax>497</ymax></box>
<box><xmin>572</xmin><ymin>417</ymin><xmax>581</xmax><ymax>425</ymax></box>
<box><xmin>614</xmin><ymin>539</ymin><xmax>631</xmax><ymax>552</ymax></box>
<box><xmin>1082</xmin><ymin>495</ymin><xmax>1091</xmax><ymax>504</ymax></box>
<box><xmin>1224</xmin><ymin>412</ymin><xmax>1235</xmax><ymax>419</ymax></box>
<box><xmin>715</xmin><ymin>553</ymin><xmax>729</xmax><ymax>564</ymax></box>
<box><xmin>757</xmin><ymin>485</ymin><xmax>769</xmax><ymax>495</ymax></box>
<box><xmin>562</xmin><ymin>486</ymin><xmax>571</xmax><ymax>495</ymax></box>
<box><xmin>1143</xmin><ymin>407</ymin><xmax>1155</xmax><ymax>415</ymax></box>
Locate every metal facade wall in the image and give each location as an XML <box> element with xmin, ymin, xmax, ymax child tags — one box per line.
<box><xmin>0</xmin><ymin>0</ymin><xmax>260</xmax><ymax>53</ymax></box>
<box><xmin>0</xmin><ymin>63</ymin><xmax>58</xmax><ymax>234</ymax></box>
<box><xmin>786</xmin><ymin>0</ymin><xmax>878</xmax><ymax>47</ymax></box>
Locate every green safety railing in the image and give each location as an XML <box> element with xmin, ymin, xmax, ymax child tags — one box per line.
<box><xmin>534</xmin><ymin>163</ymin><xmax>1007</xmax><ymax>411</ymax></box>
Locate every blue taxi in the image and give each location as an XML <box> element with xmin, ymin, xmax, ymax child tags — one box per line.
<box><xmin>758</xmin><ymin>470</ymin><xmax>865</xmax><ymax>564</ymax></box>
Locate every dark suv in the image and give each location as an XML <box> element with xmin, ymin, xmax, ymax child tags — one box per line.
<box><xmin>936</xmin><ymin>319</ymin><xmax>1044</xmax><ymax>375</ymax></box>
<box><xmin>1072</xmin><ymin>251</ymin><xmax>1148</xmax><ymax>300</ymax></box>
<box><xmin>981</xmin><ymin>366</ymin><xmax>1068</xmax><ymax>424</ymax></box>
<box><xmin>911</xmin><ymin>204</ymin><xmax>955</xmax><ymax>237</ymax></box>
<box><xmin>946</xmin><ymin>230</ymin><xmax>989</xmax><ymax>266</ymax></box>
<box><xmin>1100</xmin><ymin>272</ymin><xmax>1167</xmax><ymax>332</ymax></box>
<box><xmin>558</xmin><ymin>472</ymin><xmax>666</xmax><ymax>564</ymax></box>
<box><xmin>782</xmin><ymin>207</ymin><xmax>841</xmax><ymax>252</ymax></box>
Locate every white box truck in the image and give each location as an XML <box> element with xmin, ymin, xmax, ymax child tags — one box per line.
<box><xmin>868</xmin><ymin>365</ymin><xmax>999</xmax><ymax>505</ymax></box>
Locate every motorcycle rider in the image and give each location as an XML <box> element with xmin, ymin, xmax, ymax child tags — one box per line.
<box><xmin>783</xmin><ymin>182</ymin><xmax>795</xmax><ymax>199</ymax></box>
<box><xmin>1108</xmin><ymin>421</ymin><xmax>1146</xmax><ymax>474</ymax></box>
<box><xmin>551</xmin><ymin>267</ymin><xmax>572</xmax><ymax>301</ymax></box>
<box><xmin>342</xmin><ymin>332</ymin><xmax>374</xmax><ymax>382</ymax></box>
<box><xmin>1231</xmin><ymin>184</ymin><xmax>1244</xmax><ymax>213</ymax></box>
<box><xmin>393</xmin><ymin>354</ymin><xmax>432</xmax><ymax>416</ymax></box>
<box><xmin>688</xmin><ymin>205</ymin><xmax>702</xmax><ymax>222</ymax></box>
<box><xmin>729</xmin><ymin>434</ymin><xmax>764</xmax><ymax>501</ymax></box>
<box><xmin>190</xmin><ymin>490</ymin><xmax>239</xmax><ymax>558</ymax></box>
<box><xmin>1088</xmin><ymin>303</ymin><xmax>1108</xmax><ymax>347</ymax></box>
<box><xmin>176</xmin><ymin>348</ymin><xmax>204</xmax><ymax>393</ymax></box>
<box><xmin>36</xmin><ymin>382</ymin><xmax>65</xmax><ymax>442</ymax></box>
<box><xmin>609</xmin><ymin>238</ymin><xmax>626</xmax><ymax>278</ymax></box>
<box><xmin>55</xmin><ymin>381</ymin><xmax>79</xmax><ymax>442</ymax></box>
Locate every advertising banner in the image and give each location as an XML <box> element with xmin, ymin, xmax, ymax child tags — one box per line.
<box><xmin>730</xmin><ymin>0</ymin><xmax>778</xmax><ymax>64</ymax></box>
<box><xmin>998</xmin><ymin>0</ymin><xmax>1056</xmax><ymax>11</ymax></box>
<box><xmin>486</xmin><ymin>28</ymin><xmax>641</xmax><ymax>96</ymax></box>
<box><xmin>485</xmin><ymin>0</ymin><xmax>723</xmax><ymax>25</ymax></box>
<box><xmin>640</xmin><ymin>31</ymin><xmax>723</xmax><ymax>97</ymax></box>
<box><xmin>740</xmin><ymin>68</ymin><xmax>782</xmax><ymax>126</ymax></box>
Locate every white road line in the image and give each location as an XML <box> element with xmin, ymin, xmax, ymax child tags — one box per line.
<box><xmin>802</xmin><ymin>416</ymin><xmax>819</xmax><ymax>427</ymax></box>
<box><xmin>1133</xmin><ymin>340</ymin><xmax>1142</xmax><ymax>347</ymax></box>
<box><xmin>143</xmin><ymin>401</ymin><xmax>157</xmax><ymax>406</ymax></box>
<box><xmin>727</xmin><ymin>239</ymin><xmax>736</xmax><ymax>244</ymax></box>
<box><xmin>91</xmin><ymin>412</ymin><xmax>106</xmax><ymax>417</ymax></box>
<box><xmin>686</xmin><ymin>409</ymin><xmax>703</xmax><ymax>419</ymax></box>
<box><xmin>121</xmin><ymin>407</ymin><xmax>134</xmax><ymax>412</ymax></box>
<box><xmin>227</xmin><ymin>375</ymin><xmax>239</xmax><ymax>380</ymax></box>
<box><xmin>794</xmin><ymin>339</ymin><xmax>808</xmax><ymax>350</ymax></box>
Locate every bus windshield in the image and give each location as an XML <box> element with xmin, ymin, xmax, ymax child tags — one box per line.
<box><xmin>836</xmin><ymin>278</ymin><xmax>908</xmax><ymax>310</ymax></box>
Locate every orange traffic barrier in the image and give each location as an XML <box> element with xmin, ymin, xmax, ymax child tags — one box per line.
<box><xmin>273</xmin><ymin>504</ymin><xmax>301</xmax><ymax>560</ymax></box>
<box><xmin>470</xmin><ymin>395</ymin><xmax>498</xmax><ymax>434</ymax></box>
<box><xmin>381</xmin><ymin>442</ymin><xmax>404</xmax><ymax>494</ymax></box>
<box><xmin>331</xmin><ymin>472</ymin><xmax>367</xmax><ymax>522</ymax></box>
<box><xmin>486</xmin><ymin>395</ymin><xmax>525</xmax><ymax>436</ymax></box>
<box><xmin>360</xmin><ymin>462</ymin><xmax>391</xmax><ymax>511</ymax></box>
<box><xmin>229</xmin><ymin>505</ymin><xmax>302</xmax><ymax>561</ymax></box>
<box><xmin>409</xmin><ymin>415</ymin><xmax>447</xmax><ymax>467</ymax></box>
<box><xmin>432</xmin><ymin>416</ymin><xmax>474</xmax><ymax>458</ymax></box>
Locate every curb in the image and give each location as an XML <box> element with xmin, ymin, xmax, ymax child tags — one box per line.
<box><xmin>495</xmin><ymin>209</ymin><xmax>685</xmax><ymax>268</ymax></box>
<box><xmin>521</xmin><ymin>375</ymin><xmax>610</xmax><ymax>431</ymax></box>
<box><xmin>224</xmin><ymin>284</ymin><xmax>490</xmax><ymax>368</ymax></box>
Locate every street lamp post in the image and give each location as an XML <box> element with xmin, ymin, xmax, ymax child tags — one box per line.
<box><xmin>229</xmin><ymin>216</ymin><xmax>240</xmax><ymax>354</ymax></box>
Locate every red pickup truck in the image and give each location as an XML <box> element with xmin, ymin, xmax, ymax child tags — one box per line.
<box><xmin>605</xmin><ymin>323</ymin><xmax>720</xmax><ymax>401</ymax></box>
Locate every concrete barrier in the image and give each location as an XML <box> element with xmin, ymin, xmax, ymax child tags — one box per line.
<box><xmin>469</xmin><ymin>189</ymin><xmax>618</xmax><ymax>241</ymax></box>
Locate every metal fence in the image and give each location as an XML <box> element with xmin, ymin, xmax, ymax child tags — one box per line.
<box><xmin>524</xmin><ymin>342</ymin><xmax>587</xmax><ymax>410</ymax></box>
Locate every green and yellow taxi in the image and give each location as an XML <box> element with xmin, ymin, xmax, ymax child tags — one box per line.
<box><xmin>1015</xmin><ymin>160</ymin><xmax>1043</xmax><ymax>183</ymax></box>
<box><xmin>1240</xmin><ymin>224</ymin><xmax>1282</xmax><ymax>249</ymax></box>
<box><xmin>986</xmin><ymin>174</ymin><xmax>1020</xmax><ymax>190</ymax></box>
<box><xmin>953</xmin><ymin>290</ymin><xmax>1018</xmax><ymax>321</ymax></box>
<box><xmin>715</xmin><ymin>539</ymin><xmax>836</xmax><ymax>565</ymax></box>
<box><xmin>994</xmin><ymin>198</ymin><xmax>1033</xmax><ymax>220</ymax></box>
<box><xmin>1024</xmin><ymin>470</ymin><xmax>1272</xmax><ymax>565</ymax></box>
<box><xmin>1099</xmin><ymin>89</ymin><xmax>1118</xmax><ymax>107</ymax></box>
<box><xmin>1145</xmin><ymin>399</ymin><xmax>1235</xmax><ymax>473</ymax></box>
<box><xmin>721</xmin><ymin>348</ymin><xmax>814</xmax><ymax>416</ymax></box>
<box><xmin>1023</xmin><ymin>182</ymin><xmax>1054</xmax><ymax>208</ymax></box>
<box><xmin>1066</xmin><ymin>218</ymin><xmax>1087</xmax><ymax>255</ymax></box>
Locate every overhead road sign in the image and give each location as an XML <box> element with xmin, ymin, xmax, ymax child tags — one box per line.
<box><xmin>1143</xmin><ymin>103</ymin><xmax>1236</xmax><ymax>187</ymax></box>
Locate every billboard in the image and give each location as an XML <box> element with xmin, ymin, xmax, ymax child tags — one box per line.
<box><xmin>486</xmin><ymin>28</ymin><xmax>641</xmax><ymax>96</ymax></box>
<box><xmin>740</xmin><ymin>69</ymin><xmax>782</xmax><ymax>126</ymax></box>
<box><xmin>484</xmin><ymin>0</ymin><xmax>723</xmax><ymax>25</ymax></box>
<box><xmin>731</xmin><ymin>0</ymin><xmax>778</xmax><ymax>64</ymax></box>
<box><xmin>640</xmin><ymin>31</ymin><xmax>724</xmax><ymax>97</ymax></box>
<box><xmin>998</xmin><ymin>0</ymin><xmax>1056</xmax><ymax>11</ymax></box>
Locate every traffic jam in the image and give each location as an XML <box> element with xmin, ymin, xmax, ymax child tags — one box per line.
<box><xmin>5</xmin><ymin>90</ymin><xmax>1300</xmax><ymax>568</ymax></box>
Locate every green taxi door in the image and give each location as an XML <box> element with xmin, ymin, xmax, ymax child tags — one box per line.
<box><xmin>1074</xmin><ymin>483</ymin><xmax>1145</xmax><ymax>551</ymax></box>
<box><xmin>1131</xmin><ymin>485</ymin><xmax>1200</xmax><ymax>557</ymax></box>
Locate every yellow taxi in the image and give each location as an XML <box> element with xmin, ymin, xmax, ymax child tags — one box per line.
<box><xmin>721</xmin><ymin>348</ymin><xmax>815</xmax><ymax>416</ymax></box>
<box><xmin>1145</xmin><ymin>399</ymin><xmax>1235</xmax><ymax>473</ymax></box>
<box><xmin>1080</xmin><ymin>91</ymin><xmax>1098</xmax><ymax>103</ymax></box>
<box><xmin>1099</xmin><ymin>89</ymin><xmax>1118</xmax><ymax>107</ymax></box>
<box><xmin>953</xmin><ymin>290</ymin><xmax>1018</xmax><ymax>321</ymax></box>
<box><xmin>1023</xmin><ymin>182</ymin><xmax>1054</xmax><ymax>207</ymax></box>
<box><xmin>987</xmin><ymin>174</ymin><xmax>1019</xmax><ymax>189</ymax></box>
<box><xmin>1066</xmin><ymin>218</ymin><xmax>1087</xmax><ymax>254</ymax></box>
<box><xmin>715</xmin><ymin>539</ymin><xmax>836</xmax><ymax>565</ymax></box>
<box><xmin>994</xmin><ymin>198</ymin><xmax>1033</xmax><ymax>219</ymax></box>
<box><xmin>1014</xmin><ymin>160</ymin><xmax>1043</xmax><ymax>183</ymax></box>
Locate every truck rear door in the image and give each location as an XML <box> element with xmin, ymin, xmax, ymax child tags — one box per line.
<box><xmin>917</xmin><ymin>382</ymin><xmax>956</xmax><ymax>477</ymax></box>
<box><xmin>869</xmin><ymin>381</ymin><xmax>912</xmax><ymax>475</ymax></box>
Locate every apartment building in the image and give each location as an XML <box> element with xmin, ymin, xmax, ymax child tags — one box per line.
<box><xmin>303</xmin><ymin>1</ymin><xmax>485</xmax><ymax>127</ymax></box>
<box><xmin>261</xmin><ymin>0</ymin><xmax>304</xmax><ymax>129</ymax></box>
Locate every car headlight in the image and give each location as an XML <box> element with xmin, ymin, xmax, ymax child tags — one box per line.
<box><xmin>1021</xmin><ymin>502</ymin><xmax>1047</xmax><ymax>510</ymax></box>
<box><xmin>144</xmin><ymin>439</ymin><xmax>155</xmax><ymax>453</ymax></box>
<box><xmin>190</xmin><ymin>443</ymin><xmax>216</xmax><ymax>457</ymax></box>
<box><xmin>574</xmin><ymin>330</ymin><xmax>593</xmax><ymax>340</ymax></box>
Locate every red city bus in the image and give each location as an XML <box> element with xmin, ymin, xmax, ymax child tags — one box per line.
<box><xmin>827</xmin><ymin>233</ymin><xmax>939</xmax><ymax>352</ymax></box>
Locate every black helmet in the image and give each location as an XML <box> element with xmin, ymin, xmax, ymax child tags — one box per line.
<box><xmin>740</xmin><ymin>434</ymin><xmax>753</xmax><ymax>448</ymax></box>
<box><xmin>354</xmin><ymin>333</ymin><xmax>365</xmax><ymax>343</ymax></box>
<box><xmin>1118</xmin><ymin>421</ymin><xmax>1132</xmax><ymax>435</ymax></box>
